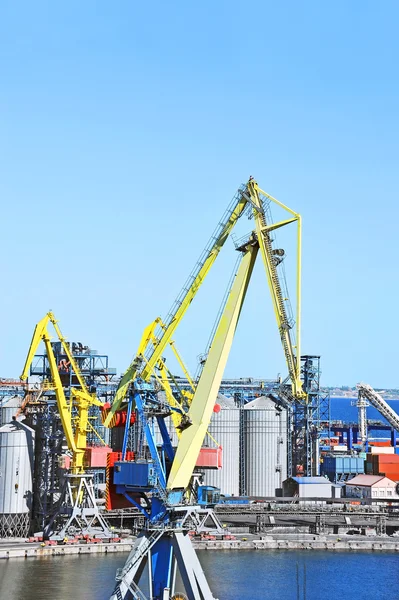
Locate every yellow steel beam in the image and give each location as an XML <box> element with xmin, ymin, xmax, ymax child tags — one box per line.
<box><xmin>103</xmin><ymin>192</ymin><xmax>249</xmax><ymax>427</ymax></box>
<box><xmin>261</xmin><ymin>217</ymin><xmax>297</xmax><ymax>233</ymax></box>
<box><xmin>254</xmin><ymin>182</ymin><xmax>303</xmax><ymax>393</ymax></box>
<box><xmin>42</xmin><ymin>334</ymin><xmax>78</xmax><ymax>455</ymax></box>
<box><xmin>167</xmin><ymin>243</ymin><xmax>258</xmax><ymax>491</ymax></box>
<box><xmin>20</xmin><ymin>313</ymin><xmax>51</xmax><ymax>380</ymax></box>
<box><xmin>169</xmin><ymin>339</ymin><xmax>195</xmax><ymax>392</ymax></box>
<box><xmin>49</xmin><ymin>312</ymin><xmax>89</xmax><ymax>395</ymax></box>
<box><xmin>248</xmin><ymin>180</ymin><xmax>304</xmax><ymax>398</ymax></box>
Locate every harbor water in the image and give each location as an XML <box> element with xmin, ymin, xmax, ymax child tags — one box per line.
<box><xmin>0</xmin><ymin>550</ymin><xmax>398</xmax><ymax>600</ymax></box>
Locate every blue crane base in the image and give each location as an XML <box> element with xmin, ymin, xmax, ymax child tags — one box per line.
<box><xmin>110</xmin><ymin>526</ymin><xmax>217</xmax><ymax>600</ymax></box>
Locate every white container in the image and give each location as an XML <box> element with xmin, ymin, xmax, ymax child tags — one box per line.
<box><xmin>369</xmin><ymin>446</ymin><xmax>394</xmax><ymax>454</ymax></box>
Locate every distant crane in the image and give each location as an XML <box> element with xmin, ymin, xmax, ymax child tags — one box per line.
<box><xmin>20</xmin><ymin>311</ymin><xmax>111</xmax><ymax>539</ymax></box>
<box><xmin>357</xmin><ymin>382</ymin><xmax>399</xmax><ymax>442</ymax></box>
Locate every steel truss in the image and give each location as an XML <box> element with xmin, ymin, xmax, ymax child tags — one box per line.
<box><xmin>111</xmin><ymin>523</ymin><xmax>215</xmax><ymax>600</ymax></box>
<box><xmin>26</xmin><ymin>402</ymin><xmax>64</xmax><ymax>534</ymax></box>
<box><xmin>289</xmin><ymin>356</ymin><xmax>330</xmax><ymax>477</ymax></box>
<box><xmin>44</xmin><ymin>473</ymin><xmax>112</xmax><ymax>539</ymax></box>
<box><xmin>0</xmin><ymin>513</ymin><xmax>30</xmax><ymax>538</ymax></box>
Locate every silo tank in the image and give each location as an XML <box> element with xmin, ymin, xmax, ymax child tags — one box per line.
<box><xmin>244</xmin><ymin>396</ymin><xmax>287</xmax><ymax>496</ymax></box>
<box><xmin>203</xmin><ymin>394</ymin><xmax>240</xmax><ymax>496</ymax></box>
<box><xmin>0</xmin><ymin>396</ymin><xmax>22</xmax><ymax>427</ymax></box>
<box><xmin>0</xmin><ymin>420</ymin><xmax>35</xmax><ymax>538</ymax></box>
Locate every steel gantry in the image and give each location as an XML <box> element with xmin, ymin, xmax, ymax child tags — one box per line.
<box><xmin>106</xmin><ymin>178</ymin><xmax>308</xmax><ymax>600</ymax></box>
<box><xmin>20</xmin><ymin>312</ymin><xmax>111</xmax><ymax>539</ymax></box>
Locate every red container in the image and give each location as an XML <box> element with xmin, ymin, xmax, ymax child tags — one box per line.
<box><xmin>105</xmin><ymin>451</ymin><xmax>136</xmax><ymax>510</ymax></box>
<box><xmin>379</xmin><ymin>466</ymin><xmax>399</xmax><ymax>474</ymax></box>
<box><xmin>107</xmin><ymin>451</ymin><xmax>135</xmax><ymax>467</ymax></box>
<box><xmin>85</xmin><ymin>446</ymin><xmax>112</xmax><ymax>468</ymax></box>
<box><xmin>375</xmin><ymin>455</ymin><xmax>399</xmax><ymax>464</ymax></box>
<box><xmin>195</xmin><ymin>447</ymin><xmax>222</xmax><ymax>469</ymax></box>
<box><xmin>369</xmin><ymin>441</ymin><xmax>392</xmax><ymax>447</ymax></box>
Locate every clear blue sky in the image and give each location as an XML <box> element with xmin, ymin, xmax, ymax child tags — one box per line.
<box><xmin>1</xmin><ymin>1</ymin><xmax>398</xmax><ymax>388</ymax></box>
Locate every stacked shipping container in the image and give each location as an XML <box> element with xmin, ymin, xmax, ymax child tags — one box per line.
<box><xmin>364</xmin><ymin>452</ymin><xmax>399</xmax><ymax>481</ymax></box>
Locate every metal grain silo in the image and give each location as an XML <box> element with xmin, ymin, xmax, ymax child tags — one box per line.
<box><xmin>0</xmin><ymin>420</ymin><xmax>35</xmax><ymax>538</ymax></box>
<box><xmin>0</xmin><ymin>396</ymin><xmax>22</xmax><ymax>426</ymax></box>
<box><xmin>244</xmin><ymin>396</ymin><xmax>287</xmax><ymax>496</ymax></box>
<box><xmin>203</xmin><ymin>394</ymin><xmax>240</xmax><ymax>496</ymax></box>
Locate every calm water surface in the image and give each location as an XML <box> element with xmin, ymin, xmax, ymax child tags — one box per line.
<box><xmin>0</xmin><ymin>550</ymin><xmax>398</xmax><ymax>600</ymax></box>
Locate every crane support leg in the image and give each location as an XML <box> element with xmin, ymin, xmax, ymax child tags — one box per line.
<box><xmin>167</xmin><ymin>243</ymin><xmax>258</xmax><ymax>491</ymax></box>
<box><xmin>110</xmin><ymin>529</ymin><xmax>215</xmax><ymax>600</ymax></box>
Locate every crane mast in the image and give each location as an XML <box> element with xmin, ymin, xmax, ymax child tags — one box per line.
<box><xmin>108</xmin><ymin>178</ymin><xmax>305</xmax><ymax>600</ymax></box>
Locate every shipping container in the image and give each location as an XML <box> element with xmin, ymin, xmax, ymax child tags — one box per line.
<box><xmin>196</xmin><ymin>447</ymin><xmax>222</xmax><ymax>469</ymax></box>
<box><xmin>85</xmin><ymin>445</ymin><xmax>112</xmax><ymax>468</ymax></box>
<box><xmin>373</xmin><ymin>455</ymin><xmax>399</xmax><ymax>464</ymax></box>
<box><xmin>322</xmin><ymin>455</ymin><xmax>364</xmax><ymax>476</ymax></box>
<box><xmin>369</xmin><ymin>441</ymin><xmax>392</xmax><ymax>447</ymax></box>
<box><xmin>369</xmin><ymin>446</ymin><xmax>394</xmax><ymax>454</ymax></box>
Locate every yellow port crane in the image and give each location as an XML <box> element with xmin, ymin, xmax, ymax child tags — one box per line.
<box><xmin>109</xmin><ymin>178</ymin><xmax>305</xmax><ymax>599</ymax></box>
<box><xmin>20</xmin><ymin>311</ymin><xmax>106</xmax><ymax>475</ymax></box>
<box><xmin>20</xmin><ymin>312</ymin><xmax>112</xmax><ymax>539</ymax></box>
<box><xmin>103</xmin><ymin>178</ymin><xmax>304</xmax><ymax>431</ymax></box>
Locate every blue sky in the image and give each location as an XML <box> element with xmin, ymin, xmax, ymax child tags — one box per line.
<box><xmin>1</xmin><ymin>1</ymin><xmax>398</xmax><ymax>387</ymax></box>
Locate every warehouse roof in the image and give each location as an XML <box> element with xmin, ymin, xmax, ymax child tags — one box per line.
<box><xmin>291</xmin><ymin>477</ymin><xmax>331</xmax><ymax>485</ymax></box>
<box><xmin>345</xmin><ymin>475</ymin><xmax>385</xmax><ymax>487</ymax></box>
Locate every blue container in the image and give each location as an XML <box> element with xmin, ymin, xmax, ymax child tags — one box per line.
<box><xmin>321</xmin><ymin>456</ymin><xmax>365</xmax><ymax>476</ymax></box>
<box><xmin>113</xmin><ymin>461</ymin><xmax>156</xmax><ymax>490</ymax></box>
<box><xmin>395</xmin><ymin>448</ymin><xmax>399</xmax><ymax>455</ymax></box>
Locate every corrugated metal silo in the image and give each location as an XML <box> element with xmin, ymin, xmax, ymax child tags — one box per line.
<box><xmin>244</xmin><ymin>396</ymin><xmax>287</xmax><ymax>496</ymax></box>
<box><xmin>0</xmin><ymin>420</ymin><xmax>35</xmax><ymax>537</ymax></box>
<box><xmin>0</xmin><ymin>396</ymin><xmax>22</xmax><ymax>426</ymax></box>
<box><xmin>203</xmin><ymin>394</ymin><xmax>240</xmax><ymax>496</ymax></box>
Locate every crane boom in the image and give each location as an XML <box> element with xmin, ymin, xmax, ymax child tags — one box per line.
<box><xmin>105</xmin><ymin>177</ymin><xmax>304</xmax><ymax>431</ymax></box>
<box><xmin>103</xmin><ymin>186</ymin><xmax>249</xmax><ymax>426</ymax></box>
<box><xmin>167</xmin><ymin>242</ymin><xmax>258</xmax><ymax>490</ymax></box>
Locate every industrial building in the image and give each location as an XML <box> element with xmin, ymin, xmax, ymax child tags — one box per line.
<box><xmin>345</xmin><ymin>474</ymin><xmax>399</xmax><ymax>499</ymax></box>
<box><xmin>282</xmin><ymin>476</ymin><xmax>341</xmax><ymax>499</ymax></box>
